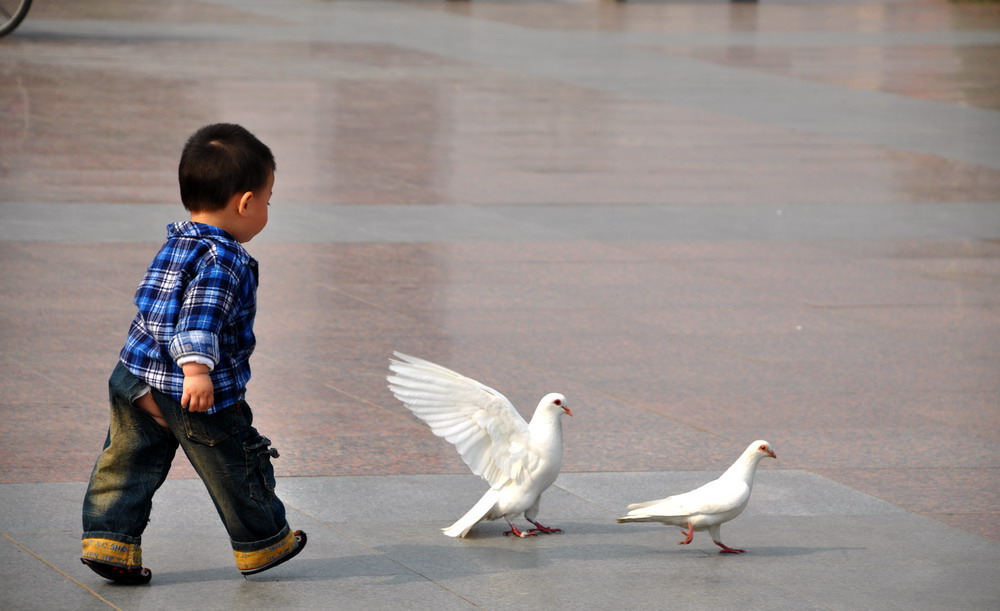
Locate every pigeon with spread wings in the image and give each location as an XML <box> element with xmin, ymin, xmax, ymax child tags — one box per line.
<box><xmin>387</xmin><ymin>352</ymin><xmax>572</xmax><ymax>538</ymax></box>
<box><xmin>617</xmin><ymin>440</ymin><xmax>776</xmax><ymax>553</ymax></box>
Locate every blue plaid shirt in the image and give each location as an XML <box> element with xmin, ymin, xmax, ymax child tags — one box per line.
<box><xmin>121</xmin><ymin>221</ymin><xmax>259</xmax><ymax>413</ymax></box>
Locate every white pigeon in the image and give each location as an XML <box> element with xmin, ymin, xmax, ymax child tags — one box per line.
<box><xmin>387</xmin><ymin>352</ymin><xmax>572</xmax><ymax>538</ymax></box>
<box><xmin>616</xmin><ymin>440</ymin><xmax>776</xmax><ymax>553</ymax></box>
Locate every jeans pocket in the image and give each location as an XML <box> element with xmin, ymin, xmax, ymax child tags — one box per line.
<box><xmin>244</xmin><ymin>434</ymin><xmax>279</xmax><ymax>501</ymax></box>
<box><xmin>109</xmin><ymin>362</ymin><xmax>151</xmax><ymax>405</ymax></box>
<box><xmin>182</xmin><ymin>406</ymin><xmax>239</xmax><ymax>446</ymax></box>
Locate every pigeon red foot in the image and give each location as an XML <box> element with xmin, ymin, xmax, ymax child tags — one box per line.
<box><xmin>678</xmin><ymin>523</ymin><xmax>695</xmax><ymax>545</ymax></box>
<box><xmin>714</xmin><ymin>540</ymin><xmax>746</xmax><ymax>554</ymax></box>
<box><xmin>528</xmin><ymin>520</ymin><xmax>562</xmax><ymax>534</ymax></box>
<box><xmin>503</xmin><ymin>523</ymin><xmax>538</xmax><ymax>537</ymax></box>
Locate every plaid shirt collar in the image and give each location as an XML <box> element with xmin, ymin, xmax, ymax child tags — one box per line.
<box><xmin>169</xmin><ymin>220</ymin><xmax>244</xmax><ymax>251</ymax></box>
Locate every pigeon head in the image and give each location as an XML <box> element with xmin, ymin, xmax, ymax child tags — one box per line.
<box><xmin>539</xmin><ymin>393</ymin><xmax>572</xmax><ymax>417</ymax></box>
<box><xmin>754</xmin><ymin>440</ymin><xmax>776</xmax><ymax>459</ymax></box>
<box><xmin>722</xmin><ymin>440</ymin><xmax>777</xmax><ymax>482</ymax></box>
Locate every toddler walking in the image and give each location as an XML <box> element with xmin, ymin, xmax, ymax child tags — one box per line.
<box><xmin>81</xmin><ymin>123</ymin><xmax>306</xmax><ymax>584</ymax></box>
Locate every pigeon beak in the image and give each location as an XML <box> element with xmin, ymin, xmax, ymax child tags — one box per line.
<box><xmin>562</xmin><ymin>406</ymin><xmax>573</xmax><ymax>417</ymax></box>
<box><xmin>767</xmin><ymin>449</ymin><xmax>776</xmax><ymax>459</ymax></box>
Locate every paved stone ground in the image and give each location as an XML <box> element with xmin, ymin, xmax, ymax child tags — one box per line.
<box><xmin>1</xmin><ymin>0</ymin><xmax>998</xmax><ymax>609</ymax></box>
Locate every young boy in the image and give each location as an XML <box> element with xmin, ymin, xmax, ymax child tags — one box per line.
<box><xmin>81</xmin><ymin>123</ymin><xmax>306</xmax><ymax>584</ymax></box>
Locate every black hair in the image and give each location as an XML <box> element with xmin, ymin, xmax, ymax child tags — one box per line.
<box><xmin>178</xmin><ymin>123</ymin><xmax>276</xmax><ymax>212</ymax></box>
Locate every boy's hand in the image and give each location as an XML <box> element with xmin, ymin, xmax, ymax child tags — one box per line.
<box><xmin>181</xmin><ymin>363</ymin><xmax>214</xmax><ymax>412</ymax></box>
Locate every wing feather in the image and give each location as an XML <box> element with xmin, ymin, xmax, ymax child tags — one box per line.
<box><xmin>387</xmin><ymin>352</ymin><xmax>531</xmax><ymax>486</ymax></box>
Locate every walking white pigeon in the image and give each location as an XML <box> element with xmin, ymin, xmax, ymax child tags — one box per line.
<box><xmin>616</xmin><ymin>440</ymin><xmax>776</xmax><ymax>553</ymax></box>
<box><xmin>387</xmin><ymin>352</ymin><xmax>572</xmax><ymax>538</ymax></box>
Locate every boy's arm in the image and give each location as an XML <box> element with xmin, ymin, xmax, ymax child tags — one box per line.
<box><xmin>169</xmin><ymin>259</ymin><xmax>241</xmax><ymax>412</ymax></box>
<box><xmin>180</xmin><ymin>362</ymin><xmax>214</xmax><ymax>412</ymax></box>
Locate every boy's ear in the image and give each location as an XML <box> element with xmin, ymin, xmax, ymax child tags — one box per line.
<box><xmin>236</xmin><ymin>191</ymin><xmax>255</xmax><ymax>217</ymax></box>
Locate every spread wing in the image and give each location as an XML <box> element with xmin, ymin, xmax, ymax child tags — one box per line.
<box><xmin>626</xmin><ymin>478</ymin><xmax>750</xmax><ymax>518</ymax></box>
<box><xmin>387</xmin><ymin>352</ymin><xmax>532</xmax><ymax>487</ymax></box>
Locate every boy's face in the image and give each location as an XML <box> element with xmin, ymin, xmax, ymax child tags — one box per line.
<box><xmin>239</xmin><ymin>170</ymin><xmax>273</xmax><ymax>243</ymax></box>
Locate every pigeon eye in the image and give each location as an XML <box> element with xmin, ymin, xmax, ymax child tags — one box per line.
<box><xmin>759</xmin><ymin>445</ymin><xmax>767</xmax><ymax>451</ymax></box>
<box><xmin>554</xmin><ymin>399</ymin><xmax>562</xmax><ymax>406</ymax></box>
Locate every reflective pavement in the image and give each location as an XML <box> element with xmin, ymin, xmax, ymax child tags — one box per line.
<box><xmin>1</xmin><ymin>1</ymin><xmax>998</xmax><ymax>608</ymax></box>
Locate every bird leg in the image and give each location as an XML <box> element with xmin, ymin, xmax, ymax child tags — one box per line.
<box><xmin>527</xmin><ymin>520</ymin><xmax>562</xmax><ymax>535</ymax></box>
<box><xmin>713</xmin><ymin>540</ymin><xmax>745</xmax><ymax>554</ymax></box>
<box><xmin>678</xmin><ymin>523</ymin><xmax>695</xmax><ymax>545</ymax></box>
<box><xmin>503</xmin><ymin>522</ymin><xmax>537</xmax><ymax>538</ymax></box>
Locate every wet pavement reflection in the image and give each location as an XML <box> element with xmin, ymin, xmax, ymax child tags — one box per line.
<box><xmin>1</xmin><ymin>0</ymin><xmax>998</xmax><ymax>546</ymax></box>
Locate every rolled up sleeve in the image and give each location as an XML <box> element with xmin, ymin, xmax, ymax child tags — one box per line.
<box><xmin>169</xmin><ymin>331</ymin><xmax>220</xmax><ymax>367</ymax></box>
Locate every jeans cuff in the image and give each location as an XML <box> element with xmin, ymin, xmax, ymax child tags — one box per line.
<box><xmin>231</xmin><ymin>525</ymin><xmax>295</xmax><ymax>572</ymax></box>
<box><xmin>81</xmin><ymin>536</ymin><xmax>143</xmax><ymax>568</ymax></box>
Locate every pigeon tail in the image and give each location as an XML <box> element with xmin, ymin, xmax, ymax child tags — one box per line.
<box><xmin>616</xmin><ymin>514</ymin><xmax>665</xmax><ymax>524</ymax></box>
<box><xmin>442</xmin><ymin>488</ymin><xmax>501</xmax><ymax>538</ymax></box>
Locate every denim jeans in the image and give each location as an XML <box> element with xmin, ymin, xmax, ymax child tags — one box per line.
<box><xmin>82</xmin><ymin>362</ymin><xmax>295</xmax><ymax>572</ymax></box>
